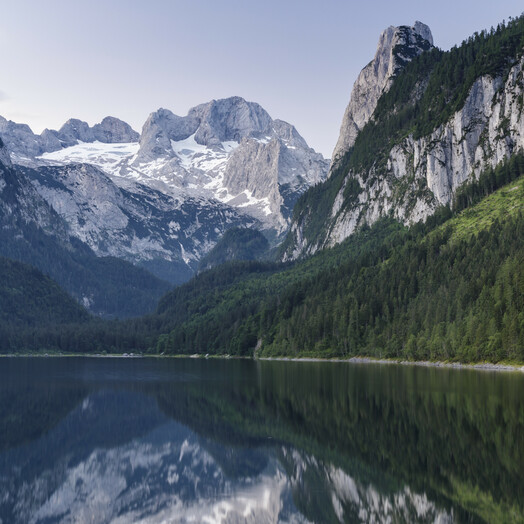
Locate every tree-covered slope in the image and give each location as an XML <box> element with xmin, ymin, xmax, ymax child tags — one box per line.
<box><xmin>0</xmin><ymin>256</ymin><xmax>89</xmax><ymax>328</ymax></box>
<box><xmin>198</xmin><ymin>228</ymin><xmax>269</xmax><ymax>272</ymax></box>
<box><xmin>153</xmin><ymin>165</ymin><xmax>524</xmax><ymax>362</ymax></box>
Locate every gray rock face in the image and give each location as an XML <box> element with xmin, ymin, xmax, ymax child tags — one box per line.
<box><xmin>190</xmin><ymin>96</ymin><xmax>274</xmax><ymax>146</ymax></box>
<box><xmin>23</xmin><ymin>162</ymin><xmax>258</xmax><ymax>282</ymax></box>
<box><xmin>57</xmin><ymin>118</ymin><xmax>95</xmax><ymax>146</ymax></box>
<box><xmin>92</xmin><ymin>116</ymin><xmax>140</xmax><ymax>143</ymax></box>
<box><xmin>40</xmin><ymin>129</ymin><xmax>62</xmax><ymax>153</ymax></box>
<box><xmin>0</xmin><ymin>116</ymin><xmax>46</xmax><ymax>159</ymax></box>
<box><xmin>326</xmin><ymin>56</ymin><xmax>524</xmax><ymax>248</ymax></box>
<box><xmin>330</xmin><ymin>22</ymin><xmax>433</xmax><ymax>171</ymax></box>
<box><xmin>0</xmin><ymin>144</ymin><xmax>67</xmax><ymax>238</ymax></box>
<box><xmin>0</xmin><ymin>137</ymin><xmax>12</xmax><ymax>167</ymax></box>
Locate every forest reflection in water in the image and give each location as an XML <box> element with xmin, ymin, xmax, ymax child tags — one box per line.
<box><xmin>0</xmin><ymin>357</ymin><xmax>523</xmax><ymax>523</ymax></box>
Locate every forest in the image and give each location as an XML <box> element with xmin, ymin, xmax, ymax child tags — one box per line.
<box><xmin>1</xmin><ymin>153</ymin><xmax>522</xmax><ymax>363</ymax></box>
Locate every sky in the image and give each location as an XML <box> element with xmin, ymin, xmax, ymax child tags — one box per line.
<box><xmin>0</xmin><ymin>0</ymin><xmax>522</xmax><ymax>157</ymax></box>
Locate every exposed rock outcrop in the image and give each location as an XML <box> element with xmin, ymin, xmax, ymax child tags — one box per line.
<box><xmin>325</xmin><ymin>56</ymin><xmax>524</xmax><ymax>248</ymax></box>
<box><xmin>330</xmin><ymin>22</ymin><xmax>433</xmax><ymax>171</ymax></box>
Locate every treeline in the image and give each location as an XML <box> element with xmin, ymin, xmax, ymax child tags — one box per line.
<box><xmin>453</xmin><ymin>151</ymin><xmax>524</xmax><ymax>210</ymax></box>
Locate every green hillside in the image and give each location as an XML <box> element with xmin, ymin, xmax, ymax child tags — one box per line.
<box><xmin>0</xmin><ymin>256</ymin><xmax>89</xmax><ymax>328</ymax></box>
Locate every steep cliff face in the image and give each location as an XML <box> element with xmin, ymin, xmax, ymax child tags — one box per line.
<box><xmin>330</xmin><ymin>22</ymin><xmax>433</xmax><ymax>170</ymax></box>
<box><xmin>284</xmin><ymin>17</ymin><xmax>524</xmax><ymax>260</ymax></box>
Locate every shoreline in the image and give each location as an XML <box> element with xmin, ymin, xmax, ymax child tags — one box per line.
<box><xmin>1</xmin><ymin>353</ymin><xmax>524</xmax><ymax>372</ymax></box>
<box><xmin>257</xmin><ymin>356</ymin><xmax>524</xmax><ymax>372</ymax></box>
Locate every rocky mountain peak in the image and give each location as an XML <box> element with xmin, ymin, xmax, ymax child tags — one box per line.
<box><xmin>92</xmin><ymin>116</ymin><xmax>139</xmax><ymax>143</ymax></box>
<box><xmin>189</xmin><ymin>96</ymin><xmax>273</xmax><ymax>146</ymax></box>
<box><xmin>330</xmin><ymin>22</ymin><xmax>433</xmax><ymax>170</ymax></box>
<box><xmin>140</xmin><ymin>96</ymin><xmax>274</xmax><ymax>154</ymax></box>
<box><xmin>58</xmin><ymin>118</ymin><xmax>95</xmax><ymax>145</ymax></box>
<box><xmin>58</xmin><ymin>117</ymin><xmax>139</xmax><ymax>146</ymax></box>
<box><xmin>413</xmin><ymin>21</ymin><xmax>433</xmax><ymax>46</ymax></box>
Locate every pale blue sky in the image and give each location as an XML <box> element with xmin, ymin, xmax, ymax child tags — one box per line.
<box><xmin>0</xmin><ymin>0</ymin><xmax>522</xmax><ymax>156</ymax></box>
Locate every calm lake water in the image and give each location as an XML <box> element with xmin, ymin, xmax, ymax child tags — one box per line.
<box><xmin>0</xmin><ymin>358</ymin><xmax>523</xmax><ymax>523</ymax></box>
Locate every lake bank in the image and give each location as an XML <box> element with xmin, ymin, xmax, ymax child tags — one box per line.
<box><xmin>257</xmin><ymin>355</ymin><xmax>524</xmax><ymax>372</ymax></box>
<box><xmin>2</xmin><ymin>352</ymin><xmax>524</xmax><ymax>372</ymax></box>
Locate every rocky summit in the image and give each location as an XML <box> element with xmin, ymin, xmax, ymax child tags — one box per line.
<box><xmin>330</xmin><ymin>22</ymin><xmax>433</xmax><ymax>172</ymax></box>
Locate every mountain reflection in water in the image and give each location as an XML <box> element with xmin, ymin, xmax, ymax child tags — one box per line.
<box><xmin>0</xmin><ymin>357</ymin><xmax>522</xmax><ymax>523</ymax></box>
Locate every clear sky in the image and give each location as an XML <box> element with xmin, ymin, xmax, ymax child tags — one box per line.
<box><xmin>0</xmin><ymin>0</ymin><xmax>522</xmax><ymax>157</ymax></box>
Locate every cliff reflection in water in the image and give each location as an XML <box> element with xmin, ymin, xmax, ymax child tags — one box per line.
<box><xmin>0</xmin><ymin>357</ymin><xmax>522</xmax><ymax>523</ymax></box>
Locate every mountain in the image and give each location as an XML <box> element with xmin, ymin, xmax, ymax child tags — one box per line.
<box><xmin>0</xmin><ymin>140</ymin><xmax>171</xmax><ymax>318</ymax></box>
<box><xmin>19</xmin><ymin>163</ymin><xmax>256</xmax><ymax>283</ymax></box>
<box><xmin>31</xmin><ymin>97</ymin><xmax>328</xmax><ymax>234</ymax></box>
<box><xmin>331</xmin><ymin>21</ymin><xmax>434</xmax><ymax>170</ymax></box>
<box><xmin>0</xmin><ymin>97</ymin><xmax>328</xmax><ymax>281</ymax></box>
<box><xmin>120</xmin><ymin>97</ymin><xmax>328</xmax><ymax>232</ymax></box>
<box><xmin>0</xmin><ymin>115</ymin><xmax>139</xmax><ymax>161</ymax></box>
<box><xmin>283</xmin><ymin>17</ymin><xmax>524</xmax><ymax>259</ymax></box>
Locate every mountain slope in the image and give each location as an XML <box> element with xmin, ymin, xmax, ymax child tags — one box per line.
<box><xmin>284</xmin><ymin>16</ymin><xmax>524</xmax><ymax>259</ymax></box>
<box><xmin>0</xmin><ymin>256</ymin><xmax>89</xmax><ymax>328</ymax></box>
<box><xmin>0</xmin><ymin>144</ymin><xmax>171</xmax><ymax>318</ymax></box>
<box><xmin>20</xmin><ymin>163</ymin><xmax>256</xmax><ymax>283</ymax></box>
<box><xmin>198</xmin><ymin>228</ymin><xmax>270</xmax><ymax>271</ymax></box>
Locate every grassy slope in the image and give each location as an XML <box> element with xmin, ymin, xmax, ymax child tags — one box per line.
<box><xmin>445</xmin><ymin>175</ymin><xmax>524</xmax><ymax>243</ymax></box>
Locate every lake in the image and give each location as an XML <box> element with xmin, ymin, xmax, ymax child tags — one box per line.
<box><xmin>0</xmin><ymin>357</ymin><xmax>523</xmax><ymax>523</ymax></box>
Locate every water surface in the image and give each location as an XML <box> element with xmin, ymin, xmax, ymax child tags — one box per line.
<box><xmin>0</xmin><ymin>357</ymin><xmax>523</xmax><ymax>523</ymax></box>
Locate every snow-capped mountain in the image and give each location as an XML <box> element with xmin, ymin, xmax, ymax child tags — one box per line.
<box><xmin>0</xmin><ymin>97</ymin><xmax>328</xmax><ymax>281</ymax></box>
<box><xmin>33</xmin><ymin>97</ymin><xmax>328</xmax><ymax>233</ymax></box>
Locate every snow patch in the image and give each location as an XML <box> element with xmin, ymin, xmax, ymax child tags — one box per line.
<box><xmin>38</xmin><ymin>141</ymin><xmax>139</xmax><ymax>177</ymax></box>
